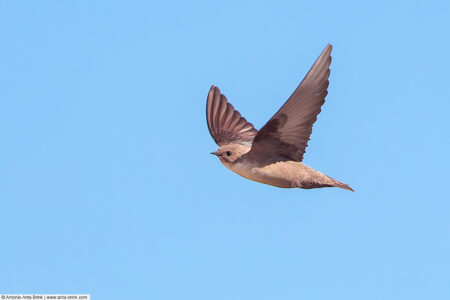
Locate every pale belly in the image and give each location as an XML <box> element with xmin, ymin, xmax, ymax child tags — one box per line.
<box><xmin>224</xmin><ymin>160</ymin><xmax>333</xmax><ymax>188</ymax></box>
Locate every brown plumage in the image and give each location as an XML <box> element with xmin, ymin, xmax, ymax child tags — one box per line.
<box><xmin>207</xmin><ymin>44</ymin><xmax>353</xmax><ymax>191</ymax></box>
<box><xmin>206</xmin><ymin>86</ymin><xmax>258</xmax><ymax>146</ymax></box>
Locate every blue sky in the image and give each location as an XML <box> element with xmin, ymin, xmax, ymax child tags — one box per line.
<box><xmin>1</xmin><ymin>1</ymin><xmax>449</xmax><ymax>299</ymax></box>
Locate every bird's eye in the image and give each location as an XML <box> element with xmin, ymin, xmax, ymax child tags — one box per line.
<box><xmin>225</xmin><ymin>151</ymin><xmax>232</xmax><ymax>156</ymax></box>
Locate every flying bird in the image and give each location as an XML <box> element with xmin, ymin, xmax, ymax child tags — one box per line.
<box><xmin>206</xmin><ymin>44</ymin><xmax>353</xmax><ymax>191</ymax></box>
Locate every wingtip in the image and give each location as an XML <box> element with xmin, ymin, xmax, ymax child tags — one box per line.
<box><xmin>208</xmin><ymin>85</ymin><xmax>220</xmax><ymax>99</ymax></box>
<box><xmin>209</xmin><ymin>84</ymin><xmax>221</xmax><ymax>94</ymax></box>
<box><xmin>324</xmin><ymin>43</ymin><xmax>332</xmax><ymax>55</ymax></box>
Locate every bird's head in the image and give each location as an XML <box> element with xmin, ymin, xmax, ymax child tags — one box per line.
<box><xmin>210</xmin><ymin>144</ymin><xmax>250</xmax><ymax>164</ymax></box>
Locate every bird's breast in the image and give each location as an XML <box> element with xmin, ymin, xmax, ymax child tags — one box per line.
<box><xmin>223</xmin><ymin>161</ymin><xmax>263</xmax><ymax>183</ymax></box>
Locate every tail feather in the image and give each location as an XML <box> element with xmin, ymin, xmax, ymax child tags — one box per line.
<box><xmin>332</xmin><ymin>180</ymin><xmax>354</xmax><ymax>192</ymax></box>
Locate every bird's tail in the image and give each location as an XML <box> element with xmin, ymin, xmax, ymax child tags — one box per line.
<box><xmin>331</xmin><ymin>179</ymin><xmax>354</xmax><ymax>192</ymax></box>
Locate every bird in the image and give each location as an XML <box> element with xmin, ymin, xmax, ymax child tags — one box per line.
<box><xmin>206</xmin><ymin>44</ymin><xmax>353</xmax><ymax>191</ymax></box>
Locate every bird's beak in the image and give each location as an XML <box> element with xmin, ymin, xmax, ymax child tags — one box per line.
<box><xmin>210</xmin><ymin>151</ymin><xmax>219</xmax><ymax>156</ymax></box>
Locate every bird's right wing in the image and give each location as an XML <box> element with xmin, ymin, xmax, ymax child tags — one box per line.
<box><xmin>206</xmin><ymin>85</ymin><xmax>258</xmax><ymax>147</ymax></box>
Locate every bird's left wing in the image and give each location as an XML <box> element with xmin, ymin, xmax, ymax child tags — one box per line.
<box><xmin>206</xmin><ymin>85</ymin><xmax>258</xmax><ymax>146</ymax></box>
<box><xmin>247</xmin><ymin>44</ymin><xmax>332</xmax><ymax>162</ymax></box>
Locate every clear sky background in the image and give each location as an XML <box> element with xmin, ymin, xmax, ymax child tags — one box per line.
<box><xmin>1</xmin><ymin>1</ymin><xmax>449</xmax><ymax>299</ymax></box>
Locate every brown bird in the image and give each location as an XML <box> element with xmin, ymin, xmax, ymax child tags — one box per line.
<box><xmin>207</xmin><ymin>44</ymin><xmax>353</xmax><ymax>191</ymax></box>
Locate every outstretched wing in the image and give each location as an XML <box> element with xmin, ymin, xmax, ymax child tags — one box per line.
<box><xmin>206</xmin><ymin>85</ymin><xmax>258</xmax><ymax>146</ymax></box>
<box><xmin>247</xmin><ymin>44</ymin><xmax>333</xmax><ymax>162</ymax></box>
